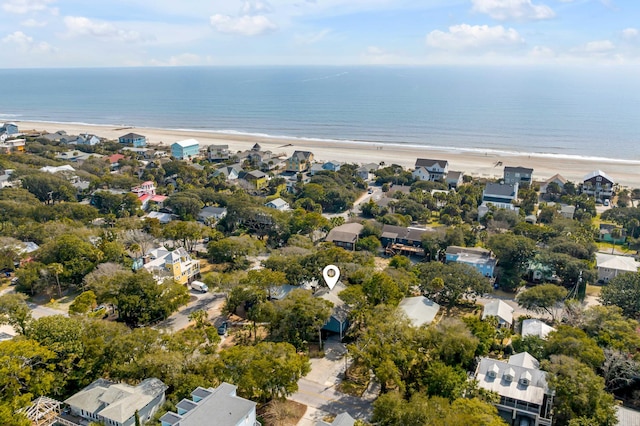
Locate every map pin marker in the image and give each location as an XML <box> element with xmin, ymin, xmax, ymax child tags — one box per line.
<box><xmin>323</xmin><ymin>265</ymin><xmax>340</xmax><ymax>290</ymax></box>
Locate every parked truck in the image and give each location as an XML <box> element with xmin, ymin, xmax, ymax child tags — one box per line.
<box><xmin>190</xmin><ymin>280</ymin><xmax>209</xmax><ymax>293</ymax></box>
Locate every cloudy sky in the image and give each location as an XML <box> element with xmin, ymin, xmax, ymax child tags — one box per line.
<box><xmin>1</xmin><ymin>0</ymin><xmax>638</xmax><ymax>67</ymax></box>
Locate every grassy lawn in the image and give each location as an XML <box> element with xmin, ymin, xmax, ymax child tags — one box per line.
<box><xmin>586</xmin><ymin>284</ymin><xmax>602</xmax><ymax>297</ymax></box>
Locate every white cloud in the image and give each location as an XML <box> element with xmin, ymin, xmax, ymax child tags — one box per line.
<box><xmin>584</xmin><ymin>40</ymin><xmax>615</xmax><ymax>53</ymax></box>
<box><xmin>529</xmin><ymin>45</ymin><xmax>554</xmax><ymax>57</ymax></box>
<box><xmin>210</xmin><ymin>14</ymin><xmax>277</xmax><ymax>36</ymax></box>
<box><xmin>241</xmin><ymin>0</ymin><xmax>273</xmax><ymax>15</ymax></box>
<box><xmin>2</xmin><ymin>30</ymin><xmax>53</xmax><ymax>52</ymax></box>
<box><xmin>622</xmin><ymin>28</ymin><xmax>639</xmax><ymax>40</ymax></box>
<box><xmin>471</xmin><ymin>0</ymin><xmax>555</xmax><ymax>21</ymax></box>
<box><xmin>63</xmin><ymin>16</ymin><xmax>147</xmax><ymax>43</ymax></box>
<box><xmin>150</xmin><ymin>53</ymin><xmax>214</xmax><ymax>67</ymax></box>
<box><xmin>294</xmin><ymin>28</ymin><xmax>331</xmax><ymax>45</ymax></box>
<box><xmin>21</xmin><ymin>18</ymin><xmax>47</xmax><ymax>27</ymax></box>
<box><xmin>426</xmin><ymin>24</ymin><xmax>524</xmax><ymax>50</ymax></box>
<box><xmin>2</xmin><ymin>0</ymin><xmax>55</xmax><ymax>14</ymax></box>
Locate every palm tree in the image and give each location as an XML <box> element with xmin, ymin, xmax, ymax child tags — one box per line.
<box><xmin>48</xmin><ymin>263</ymin><xmax>63</xmax><ymax>297</ymax></box>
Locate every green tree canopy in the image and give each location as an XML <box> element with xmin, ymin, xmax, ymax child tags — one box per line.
<box><xmin>601</xmin><ymin>271</ymin><xmax>640</xmax><ymax>319</ymax></box>
<box><xmin>516</xmin><ymin>284</ymin><xmax>568</xmax><ymax>322</ymax></box>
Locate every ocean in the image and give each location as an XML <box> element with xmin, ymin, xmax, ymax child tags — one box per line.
<box><xmin>0</xmin><ymin>66</ymin><xmax>639</xmax><ymax>161</ymax></box>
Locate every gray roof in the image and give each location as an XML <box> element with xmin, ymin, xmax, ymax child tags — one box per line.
<box><xmin>415</xmin><ymin>158</ymin><xmax>448</xmax><ymax>168</ymax></box>
<box><xmin>160</xmin><ymin>383</ymin><xmax>255</xmax><ymax>426</ymax></box>
<box><xmin>247</xmin><ymin>170</ymin><xmax>266</xmax><ymax>179</ymax></box>
<box><xmin>291</xmin><ymin>150</ymin><xmax>313</xmax><ymax>160</ymax></box>
<box><xmin>504</xmin><ymin>166</ymin><xmax>533</xmax><ymax>174</ymax></box>
<box><xmin>380</xmin><ymin>224</ymin><xmax>430</xmax><ymax>242</ymax></box>
<box><xmin>399</xmin><ymin>296</ymin><xmax>440</xmax><ymax>327</ymax></box>
<box><xmin>65</xmin><ymin>378</ymin><xmax>166</xmax><ymax>424</ymax></box>
<box><xmin>317</xmin><ymin>412</ymin><xmax>357</xmax><ymax>426</ymax></box>
<box><xmin>446</xmin><ymin>170</ymin><xmax>463</xmax><ymax>181</ymax></box>
<box><xmin>326</xmin><ymin>223</ymin><xmax>364</xmax><ymax>244</ymax></box>
<box><xmin>484</xmin><ymin>182</ymin><xmax>517</xmax><ymax>197</ymax></box>
<box><xmin>266</xmin><ymin>197</ymin><xmax>289</xmax><ymax>209</ymax></box>
<box><xmin>198</xmin><ymin>206</ymin><xmax>227</xmax><ymax>219</ymax></box>
<box><xmin>476</xmin><ymin>352</ymin><xmax>549</xmax><ymax>405</ymax></box>
<box><xmin>119</xmin><ymin>132</ymin><xmax>145</xmax><ymax>140</ymax></box>
<box><xmin>616</xmin><ymin>406</ymin><xmax>640</xmax><ymax>426</ymax></box>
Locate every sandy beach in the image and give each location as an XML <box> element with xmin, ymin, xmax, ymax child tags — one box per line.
<box><xmin>15</xmin><ymin>120</ymin><xmax>640</xmax><ymax>188</ymax></box>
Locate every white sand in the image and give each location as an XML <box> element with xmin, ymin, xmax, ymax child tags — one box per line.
<box><xmin>15</xmin><ymin>120</ymin><xmax>640</xmax><ymax>188</ymax></box>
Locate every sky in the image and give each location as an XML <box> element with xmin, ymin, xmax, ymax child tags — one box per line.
<box><xmin>1</xmin><ymin>0</ymin><xmax>639</xmax><ymax>68</ymax></box>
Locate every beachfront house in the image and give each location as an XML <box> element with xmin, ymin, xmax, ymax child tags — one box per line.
<box><xmin>0</xmin><ymin>123</ymin><xmax>19</xmax><ymax>138</ymax></box>
<box><xmin>285</xmin><ymin>150</ymin><xmax>314</xmax><ymax>172</ymax></box>
<box><xmin>475</xmin><ymin>353</ymin><xmax>553</xmax><ymax>426</ymax></box>
<box><xmin>119</xmin><ymin>132</ymin><xmax>147</xmax><ymax>147</ymax></box>
<box><xmin>159</xmin><ymin>383</ymin><xmax>257</xmax><ymax>426</ymax></box>
<box><xmin>446</xmin><ymin>171</ymin><xmax>464</xmax><ymax>189</ymax></box>
<box><xmin>581</xmin><ymin>170</ymin><xmax>615</xmax><ymax>201</ymax></box>
<box><xmin>540</xmin><ymin>174</ymin><xmax>567</xmax><ymax>198</ymax></box>
<box><xmin>413</xmin><ymin>158</ymin><xmax>448</xmax><ymax>182</ymax></box>
<box><xmin>62</xmin><ymin>378</ymin><xmax>167</xmax><ymax>426</ymax></box>
<box><xmin>504</xmin><ymin>166</ymin><xmax>533</xmax><ymax>187</ymax></box>
<box><xmin>595</xmin><ymin>253</ymin><xmax>640</xmax><ymax>283</ymax></box>
<box><xmin>445</xmin><ymin>246</ymin><xmax>497</xmax><ymax>278</ymax></box>
<box><xmin>171</xmin><ymin>139</ymin><xmax>200</xmax><ymax>160</ymax></box>
<box><xmin>75</xmin><ymin>133</ymin><xmax>101</xmax><ymax>146</ymax></box>
<box><xmin>207</xmin><ymin>144</ymin><xmax>230</xmax><ymax>161</ymax></box>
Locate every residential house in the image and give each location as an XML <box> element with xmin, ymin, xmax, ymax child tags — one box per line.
<box><xmin>504</xmin><ymin>166</ymin><xmax>533</xmax><ymax>187</ymax></box>
<box><xmin>399</xmin><ymin>296</ymin><xmax>441</xmax><ymax>327</ymax></box>
<box><xmin>446</xmin><ymin>170</ymin><xmax>464</xmax><ymax>189</ymax></box>
<box><xmin>0</xmin><ymin>122</ymin><xmax>19</xmax><ymax>138</ymax></box>
<box><xmin>197</xmin><ymin>206</ymin><xmax>228</xmax><ymax>225</ymax></box>
<box><xmin>212</xmin><ymin>165</ymin><xmax>241</xmax><ymax>181</ymax></box>
<box><xmin>599</xmin><ymin>223</ymin><xmax>626</xmax><ymax>244</ymax></box>
<box><xmin>316</xmin><ymin>413</ymin><xmax>356</xmax><ymax>426</ymax></box>
<box><xmin>119</xmin><ymin>132</ymin><xmax>147</xmax><ymax>147</ymax></box>
<box><xmin>581</xmin><ymin>170</ymin><xmax>615</xmax><ymax>201</ymax></box>
<box><xmin>40</xmin><ymin>164</ymin><xmax>76</xmax><ymax>174</ymax></box>
<box><xmin>61</xmin><ymin>378</ymin><xmax>167</xmax><ymax>426</ymax></box>
<box><xmin>106</xmin><ymin>153</ymin><xmax>125</xmax><ymax>170</ymax></box>
<box><xmin>323</xmin><ymin>161</ymin><xmax>341</xmax><ymax>172</ymax></box>
<box><xmin>412</xmin><ymin>158</ymin><xmax>449</xmax><ymax>181</ymax></box>
<box><xmin>357</xmin><ymin>162</ymin><xmax>379</xmax><ymax>181</ymax></box>
<box><xmin>595</xmin><ymin>253</ymin><xmax>640</xmax><ymax>283</ymax></box>
<box><xmin>143</xmin><ymin>247</ymin><xmax>200</xmax><ymax>285</ymax></box>
<box><xmin>207</xmin><ymin>144</ymin><xmax>230</xmax><ymax>161</ymax></box>
<box><xmin>0</xmin><ymin>138</ymin><xmax>25</xmax><ymax>154</ymax></box>
<box><xmin>482</xmin><ymin>300</ymin><xmax>514</xmax><ymax>328</ymax></box>
<box><xmin>559</xmin><ymin>205</ymin><xmax>575</xmax><ymax>220</ymax></box>
<box><xmin>243</xmin><ymin>170</ymin><xmax>268</xmax><ymax>189</ymax></box>
<box><xmin>380</xmin><ymin>225</ymin><xmax>429</xmax><ymax>257</ymax></box>
<box><xmin>264</xmin><ymin>197</ymin><xmax>290</xmax><ymax>211</ymax></box>
<box><xmin>171</xmin><ymin>139</ymin><xmax>200</xmax><ymax>160</ymax></box>
<box><xmin>479</xmin><ymin>182</ymin><xmax>519</xmax><ymax>218</ymax></box>
<box><xmin>521</xmin><ymin>319</ymin><xmax>556</xmax><ymax>340</ymax></box>
<box><xmin>615</xmin><ymin>406</ymin><xmax>640</xmax><ymax>426</ymax></box>
<box><xmin>160</xmin><ymin>383</ymin><xmax>257</xmax><ymax>426</ymax></box>
<box><xmin>145</xmin><ymin>211</ymin><xmax>175</xmax><ymax>224</ymax></box>
<box><xmin>325</xmin><ymin>223</ymin><xmax>363</xmax><ymax>251</ymax></box>
<box><xmin>317</xmin><ymin>282</ymin><xmax>350</xmax><ymax>339</ymax></box>
<box><xmin>131</xmin><ymin>181</ymin><xmax>158</xmax><ymax>210</ymax></box>
<box><xmin>475</xmin><ymin>352</ymin><xmax>553</xmax><ymax>426</ymax></box>
<box><xmin>76</xmin><ymin>133</ymin><xmax>101</xmax><ymax>146</ymax></box>
<box><xmin>285</xmin><ymin>150</ymin><xmax>314</xmax><ymax>172</ymax></box>
<box><xmin>445</xmin><ymin>246</ymin><xmax>497</xmax><ymax>278</ymax></box>
<box><xmin>540</xmin><ymin>174</ymin><xmax>567</xmax><ymax>196</ymax></box>
<box><xmin>527</xmin><ymin>261</ymin><xmax>559</xmax><ymax>284</ymax></box>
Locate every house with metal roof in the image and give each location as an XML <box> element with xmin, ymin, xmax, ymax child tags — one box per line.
<box><xmin>596</xmin><ymin>253</ymin><xmax>640</xmax><ymax>283</ymax></box>
<box><xmin>445</xmin><ymin>246</ymin><xmax>497</xmax><ymax>278</ymax></box>
<box><xmin>62</xmin><ymin>378</ymin><xmax>167</xmax><ymax>426</ymax></box>
<box><xmin>143</xmin><ymin>247</ymin><xmax>200</xmax><ymax>285</ymax></box>
<box><xmin>475</xmin><ymin>353</ymin><xmax>553</xmax><ymax>426</ymax></box>
<box><xmin>521</xmin><ymin>319</ymin><xmax>556</xmax><ymax>340</ymax></box>
<box><xmin>482</xmin><ymin>300</ymin><xmax>514</xmax><ymax>328</ymax></box>
<box><xmin>160</xmin><ymin>382</ymin><xmax>258</xmax><ymax>426</ymax></box>
<box><xmin>316</xmin><ymin>413</ymin><xmax>356</xmax><ymax>426</ymax></box>
<box><xmin>265</xmin><ymin>197</ymin><xmax>290</xmax><ymax>211</ymax></box>
<box><xmin>171</xmin><ymin>139</ymin><xmax>200</xmax><ymax>160</ymax></box>
<box><xmin>399</xmin><ymin>296</ymin><xmax>441</xmax><ymax>327</ymax></box>
<box><xmin>504</xmin><ymin>166</ymin><xmax>533</xmax><ymax>186</ymax></box>
<box><xmin>581</xmin><ymin>170</ymin><xmax>615</xmax><ymax>201</ymax></box>
<box><xmin>197</xmin><ymin>206</ymin><xmax>228</xmax><ymax>224</ymax></box>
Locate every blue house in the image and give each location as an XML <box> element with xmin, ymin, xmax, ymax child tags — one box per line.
<box><xmin>445</xmin><ymin>246</ymin><xmax>497</xmax><ymax>278</ymax></box>
<box><xmin>76</xmin><ymin>133</ymin><xmax>101</xmax><ymax>146</ymax></box>
<box><xmin>119</xmin><ymin>132</ymin><xmax>147</xmax><ymax>147</ymax></box>
<box><xmin>322</xmin><ymin>161</ymin><xmax>341</xmax><ymax>172</ymax></box>
<box><xmin>171</xmin><ymin>139</ymin><xmax>200</xmax><ymax>160</ymax></box>
<box><xmin>317</xmin><ymin>283</ymin><xmax>349</xmax><ymax>339</ymax></box>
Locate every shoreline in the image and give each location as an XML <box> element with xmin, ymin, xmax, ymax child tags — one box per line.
<box><xmin>14</xmin><ymin>119</ymin><xmax>640</xmax><ymax>188</ymax></box>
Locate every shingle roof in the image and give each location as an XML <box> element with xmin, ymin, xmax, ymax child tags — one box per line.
<box><xmin>504</xmin><ymin>166</ymin><xmax>533</xmax><ymax>174</ymax></box>
<box><xmin>415</xmin><ymin>158</ymin><xmax>448</xmax><ymax>168</ymax></box>
<box><xmin>119</xmin><ymin>132</ymin><xmax>145</xmax><ymax>140</ymax></box>
<box><xmin>484</xmin><ymin>182</ymin><xmax>517</xmax><ymax>197</ymax></box>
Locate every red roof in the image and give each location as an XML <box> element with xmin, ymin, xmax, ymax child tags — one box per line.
<box><xmin>151</xmin><ymin>195</ymin><xmax>167</xmax><ymax>202</ymax></box>
<box><xmin>107</xmin><ymin>154</ymin><xmax>125</xmax><ymax>164</ymax></box>
<box><xmin>138</xmin><ymin>194</ymin><xmax>152</xmax><ymax>203</ymax></box>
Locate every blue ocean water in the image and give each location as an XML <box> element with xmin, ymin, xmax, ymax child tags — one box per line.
<box><xmin>0</xmin><ymin>66</ymin><xmax>639</xmax><ymax>160</ymax></box>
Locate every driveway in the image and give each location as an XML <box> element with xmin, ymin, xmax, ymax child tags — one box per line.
<box><xmin>154</xmin><ymin>290</ymin><xmax>226</xmax><ymax>332</ymax></box>
<box><xmin>291</xmin><ymin>337</ymin><xmax>374</xmax><ymax>425</ymax></box>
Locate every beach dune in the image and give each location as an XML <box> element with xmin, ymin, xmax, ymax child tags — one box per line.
<box><xmin>15</xmin><ymin>120</ymin><xmax>640</xmax><ymax>188</ymax></box>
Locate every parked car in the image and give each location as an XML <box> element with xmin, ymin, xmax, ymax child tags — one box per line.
<box><xmin>217</xmin><ymin>322</ymin><xmax>228</xmax><ymax>336</ymax></box>
<box><xmin>190</xmin><ymin>280</ymin><xmax>209</xmax><ymax>293</ymax></box>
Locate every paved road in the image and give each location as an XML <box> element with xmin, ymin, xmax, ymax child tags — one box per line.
<box><xmin>324</xmin><ymin>185</ymin><xmax>382</xmax><ymax>220</ymax></box>
<box><xmin>154</xmin><ymin>290</ymin><xmax>226</xmax><ymax>332</ymax></box>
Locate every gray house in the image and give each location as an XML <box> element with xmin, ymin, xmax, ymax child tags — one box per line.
<box><xmin>504</xmin><ymin>166</ymin><xmax>533</xmax><ymax>186</ymax></box>
<box><xmin>62</xmin><ymin>378</ymin><xmax>167</xmax><ymax>426</ymax></box>
<box><xmin>160</xmin><ymin>383</ymin><xmax>257</xmax><ymax>426</ymax></box>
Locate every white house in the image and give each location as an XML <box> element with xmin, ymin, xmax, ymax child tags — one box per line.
<box><xmin>482</xmin><ymin>300</ymin><xmax>514</xmax><ymax>328</ymax></box>
<box><xmin>265</xmin><ymin>197</ymin><xmax>290</xmax><ymax>211</ymax></box>
<box><xmin>596</xmin><ymin>253</ymin><xmax>640</xmax><ymax>283</ymax></box>
<box><xmin>413</xmin><ymin>158</ymin><xmax>448</xmax><ymax>181</ymax></box>
<box><xmin>521</xmin><ymin>319</ymin><xmax>556</xmax><ymax>340</ymax></box>
<box><xmin>399</xmin><ymin>296</ymin><xmax>441</xmax><ymax>327</ymax></box>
